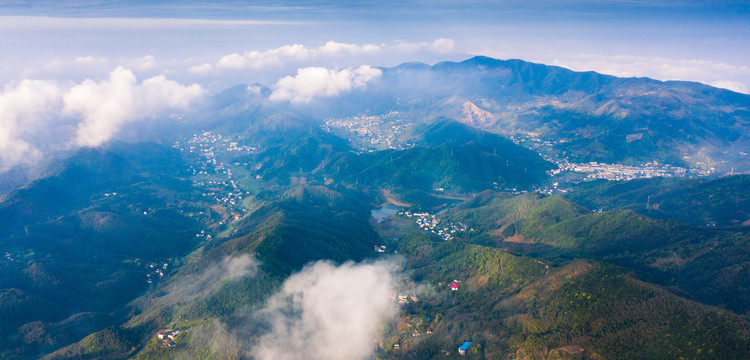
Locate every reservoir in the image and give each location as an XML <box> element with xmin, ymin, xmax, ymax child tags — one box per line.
<box><xmin>371</xmin><ymin>203</ymin><xmax>402</xmax><ymax>223</ymax></box>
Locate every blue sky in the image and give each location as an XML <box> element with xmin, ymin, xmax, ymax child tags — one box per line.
<box><xmin>0</xmin><ymin>1</ymin><xmax>748</xmax><ymax>170</ymax></box>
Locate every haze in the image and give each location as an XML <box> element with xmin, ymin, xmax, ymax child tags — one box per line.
<box><xmin>0</xmin><ymin>0</ymin><xmax>748</xmax><ymax>170</ymax></box>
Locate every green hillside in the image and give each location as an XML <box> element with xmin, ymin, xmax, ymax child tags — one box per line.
<box><xmin>566</xmin><ymin>175</ymin><xmax>750</xmax><ymax>227</ymax></box>
<box><xmin>313</xmin><ymin>118</ymin><xmax>553</xmax><ymax>207</ymax></box>
<box><xmin>40</xmin><ymin>184</ymin><xmax>379</xmax><ymax>359</ymax></box>
<box><xmin>217</xmin><ymin>114</ymin><xmax>552</xmax><ymax>208</ymax></box>
<box><xmin>379</xmin><ymin>241</ymin><xmax>750</xmax><ymax>359</ymax></box>
<box><xmin>326</xmin><ymin>142</ymin><xmax>548</xmax><ymax>193</ymax></box>
<box><xmin>0</xmin><ymin>144</ymin><xmax>203</xmax><ymax>359</ymax></box>
<box><xmin>444</xmin><ymin>192</ymin><xmax>750</xmax><ymax>315</ymax></box>
<box><xmin>201</xmin><ymin>185</ymin><xmax>378</xmax><ymax>276</ymax></box>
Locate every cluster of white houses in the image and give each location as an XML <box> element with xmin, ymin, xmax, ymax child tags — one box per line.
<box><xmin>547</xmin><ymin>160</ymin><xmax>695</xmax><ymax>181</ymax></box>
<box><xmin>322</xmin><ymin>111</ymin><xmax>413</xmax><ymax>151</ymax></box>
<box><xmin>173</xmin><ymin>131</ymin><xmax>257</xmax><ymax>221</ymax></box>
<box><xmin>145</xmin><ymin>262</ymin><xmax>168</xmax><ymax>285</ymax></box>
<box><xmin>395</xmin><ymin>294</ymin><xmax>420</xmax><ymax>304</ymax></box>
<box><xmin>156</xmin><ymin>328</ymin><xmax>181</xmax><ymax>348</ymax></box>
<box><xmin>399</xmin><ymin>211</ymin><xmax>469</xmax><ymax>241</ymax></box>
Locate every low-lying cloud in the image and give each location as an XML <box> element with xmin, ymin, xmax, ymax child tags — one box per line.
<box><xmin>0</xmin><ymin>67</ymin><xmax>203</xmax><ymax>170</ymax></box>
<box><xmin>176</xmin><ymin>253</ymin><xmax>258</xmax><ymax>301</ymax></box>
<box><xmin>251</xmin><ymin>259</ymin><xmax>399</xmax><ymax>360</ymax></box>
<box><xmin>270</xmin><ymin>65</ymin><xmax>382</xmax><ymax>103</ymax></box>
<box><xmin>145</xmin><ymin>254</ymin><xmax>259</xmax><ymax>310</ymax></box>
<box><xmin>709</xmin><ymin>80</ymin><xmax>749</xmax><ymax>94</ymax></box>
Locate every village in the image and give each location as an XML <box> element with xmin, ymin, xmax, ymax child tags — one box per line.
<box><xmin>533</xmin><ymin>181</ymin><xmax>570</xmax><ymax>196</ymax></box>
<box><xmin>321</xmin><ymin>115</ymin><xmax>711</xmax><ymax>183</ymax></box>
<box><xmin>387</xmin><ymin>279</ymin><xmax>475</xmax><ymax>357</ymax></box>
<box><xmin>547</xmin><ymin>160</ymin><xmax>695</xmax><ymax>181</ymax></box>
<box><xmin>144</xmin><ymin>261</ymin><xmax>169</xmax><ymax>285</ymax></box>
<box><xmin>398</xmin><ymin>211</ymin><xmax>470</xmax><ymax>241</ymax></box>
<box><xmin>155</xmin><ymin>327</ymin><xmax>182</xmax><ymax>348</ymax></box>
<box><xmin>322</xmin><ymin>111</ymin><xmax>415</xmax><ymax>151</ymax></box>
<box><xmin>504</xmin><ymin>130</ymin><xmax>715</xmax><ymax>181</ymax></box>
<box><xmin>172</xmin><ymin>131</ymin><xmax>260</xmax><ymax>223</ymax></box>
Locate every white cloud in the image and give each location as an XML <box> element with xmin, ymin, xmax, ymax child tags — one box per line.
<box><xmin>251</xmin><ymin>260</ymin><xmax>398</xmax><ymax>360</ymax></box>
<box><xmin>550</xmin><ymin>54</ymin><xmax>750</xmax><ymax>94</ymax></box>
<box><xmin>73</xmin><ymin>56</ymin><xmax>107</xmax><ymax>66</ymax></box>
<box><xmin>217</xmin><ymin>53</ymin><xmax>250</xmax><ymax>69</ymax></box>
<box><xmin>269</xmin><ymin>65</ymin><xmax>382</xmax><ymax>103</ymax></box>
<box><xmin>0</xmin><ymin>80</ymin><xmax>62</xmax><ymax>168</ymax></box>
<box><xmin>162</xmin><ymin>254</ymin><xmax>258</xmax><ymax>308</ymax></box>
<box><xmin>394</xmin><ymin>38</ymin><xmax>455</xmax><ymax>54</ymax></box>
<box><xmin>429</xmin><ymin>38</ymin><xmax>455</xmax><ymax>54</ymax></box>
<box><xmin>709</xmin><ymin>80</ymin><xmax>749</xmax><ymax>94</ymax></box>
<box><xmin>131</xmin><ymin>254</ymin><xmax>258</xmax><ymax>315</ymax></box>
<box><xmin>128</xmin><ymin>55</ymin><xmax>156</xmax><ymax>71</ymax></box>
<box><xmin>247</xmin><ymin>84</ymin><xmax>264</xmax><ymax>95</ymax></box>
<box><xmin>64</xmin><ymin>66</ymin><xmax>204</xmax><ymax>147</ymax></box>
<box><xmin>42</xmin><ymin>59</ymin><xmax>66</xmax><ymax>72</ymax></box>
<box><xmin>317</xmin><ymin>41</ymin><xmax>381</xmax><ymax>56</ymax></box>
<box><xmin>217</xmin><ymin>41</ymin><xmax>381</xmax><ymax>70</ymax></box>
<box><xmin>188</xmin><ymin>63</ymin><xmax>214</xmax><ymax>75</ymax></box>
<box><xmin>218</xmin><ymin>44</ymin><xmax>308</xmax><ymax>70</ymax></box>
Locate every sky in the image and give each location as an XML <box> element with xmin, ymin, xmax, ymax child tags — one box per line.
<box><xmin>2</xmin><ymin>1</ymin><xmax>749</xmax><ymax>91</ymax></box>
<box><xmin>0</xmin><ymin>0</ymin><xmax>749</xmax><ymax>169</ymax></box>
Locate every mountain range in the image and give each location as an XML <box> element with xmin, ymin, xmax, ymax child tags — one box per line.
<box><xmin>1</xmin><ymin>56</ymin><xmax>749</xmax><ymax>359</ymax></box>
<box><xmin>327</xmin><ymin>56</ymin><xmax>750</xmax><ymax>173</ymax></box>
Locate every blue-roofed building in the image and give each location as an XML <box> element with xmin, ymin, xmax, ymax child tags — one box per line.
<box><xmin>458</xmin><ymin>341</ymin><xmax>472</xmax><ymax>356</ymax></box>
